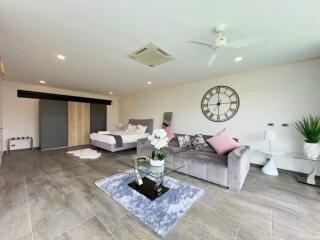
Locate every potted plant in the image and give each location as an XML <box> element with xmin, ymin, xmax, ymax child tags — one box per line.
<box><xmin>148</xmin><ymin>129</ymin><xmax>169</xmax><ymax>167</ymax></box>
<box><xmin>293</xmin><ymin>115</ymin><xmax>320</xmax><ymax>158</ymax></box>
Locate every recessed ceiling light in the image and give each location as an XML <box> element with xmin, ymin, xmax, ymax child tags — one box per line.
<box><xmin>147</xmin><ymin>81</ymin><xmax>152</xmax><ymax>85</ymax></box>
<box><xmin>109</xmin><ymin>91</ymin><xmax>113</xmax><ymax>95</ymax></box>
<box><xmin>234</xmin><ymin>57</ymin><xmax>243</xmax><ymax>62</ymax></box>
<box><xmin>56</xmin><ymin>54</ymin><xmax>66</xmax><ymax>60</ymax></box>
<box><xmin>39</xmin><ymin>80</ymin><xmax>46</xmax><ymax>84</ymax></box>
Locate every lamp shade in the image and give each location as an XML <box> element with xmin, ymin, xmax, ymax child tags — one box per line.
<box><xmin>264</xmin><ymin>130</ymin><xmax>276</xmax><ymax>141</ymax></box>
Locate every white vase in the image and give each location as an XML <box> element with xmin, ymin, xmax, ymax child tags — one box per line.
<box><xmin>303</xmin><ymin>142</ymin><xmax>320</xmax><ymax>158</ymax></box>
<box><xmin>150</xmin><ymin>165</ymin><xmax>165</xmax><ymax>173</ymax></box>
<box><xmin>150</xmin><ymin>159</ymin><xmax>165</xmax><ymax>167</ymax></box>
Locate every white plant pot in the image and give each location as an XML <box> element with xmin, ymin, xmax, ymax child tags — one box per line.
<box><xmin>303</xmin><ymin>142</ymin><xmax>320</xmax><ymax>158</ymax></box>
<box><xmin>150</xmin><ymin>159</ymin><xmax>165</xmax><ymax>167</ymax></box>
<box><xmin>150</xmin><ymin>165</ymin><xmax>165</xmax><ymax>173</ymax></box>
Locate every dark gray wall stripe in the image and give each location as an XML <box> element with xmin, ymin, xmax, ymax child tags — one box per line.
<box><xmin>18</xmin><ymin>90</ymin><xmax>112</xmax><ymax>105</ymax></box>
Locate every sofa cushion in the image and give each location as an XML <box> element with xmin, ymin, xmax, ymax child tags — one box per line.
<box><xmin>178</xmin><ymin>135</ymin><xmax>192</xmax><ymax>149</ymax></box>
<box><xmin>191</xmin><ymin>134</ymin><xmax>208</xmax><ymax>151</ymax></box>
<box><xmin>207</xmin><ymin>129</ymin><xmax>240</xmax><ymax>155</ymax></box>
<box><xmin>165</xmin><ymin>146</ymin><xmax>186</xmax><ymax>155</ymax></box>
<box><xmin>177</xmin><ymin>149</ymin><xmax>227</xmax><ymax>162</ymax></box>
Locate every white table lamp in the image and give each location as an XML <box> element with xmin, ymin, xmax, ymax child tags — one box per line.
<box><xmin>264</xmin><ymin>130</ymin><xmax>276</xmax><ymax>152</ymax></box>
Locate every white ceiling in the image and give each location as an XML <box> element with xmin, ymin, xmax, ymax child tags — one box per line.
<box><xmin>1</xmin><ymin>0</ymin><xmax>320</xmax><ymax>95</ymax></box>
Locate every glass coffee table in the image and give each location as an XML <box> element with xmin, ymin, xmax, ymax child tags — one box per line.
<box><xmin>120</xmin><ymin>155</ymin><xmax>185</xmax><ymax>201</ymax></box>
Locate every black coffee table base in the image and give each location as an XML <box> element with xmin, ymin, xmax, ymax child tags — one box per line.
<box><xmin>128</xmin><ymin>177</ymin><xmax>169</xmax><ymax>201</ymax></box>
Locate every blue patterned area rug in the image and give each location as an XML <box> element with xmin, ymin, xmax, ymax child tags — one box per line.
<box><xmin>95</xmin><ymin>170</ymin><xmax>204</xmax><ymax>236</ymax></box>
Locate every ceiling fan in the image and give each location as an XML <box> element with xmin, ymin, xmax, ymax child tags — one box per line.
<box><xmin>190</xmin><ymin>24</ymin><xmax>270</xmax><ymax>66</ymax></box>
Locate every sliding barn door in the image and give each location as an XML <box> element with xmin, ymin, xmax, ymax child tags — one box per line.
<box><xmin>39</xmin><ymin>100</ymin><xmax>68</xmax><ymax>150</ymax></box>
<box><xmin>68</xmin><ymin>102</ymin><xmax>90</xmax><ymax>146</ymax></box>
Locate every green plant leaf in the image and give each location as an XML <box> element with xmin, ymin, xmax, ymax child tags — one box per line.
<box><xmin>293</xmin><ymin>115</ymin><xmax>320</xmax><ymax>143</ymax></box>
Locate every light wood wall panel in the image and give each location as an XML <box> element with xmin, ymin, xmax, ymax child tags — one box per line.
<box><xmin>68</xmin><ymin>102</ymin><xmax>90</xmax><ymax>146</ymax></box>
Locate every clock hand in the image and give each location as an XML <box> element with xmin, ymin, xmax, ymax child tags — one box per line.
<box><xmin>209</xmin><ymin>102</ymin><xmax>233</xmax><ymax>106</ymax></box>
<box><xmin>208</xmin><ymin>99</ymin><xmax>222</xmax><ymax>106</ymax></box>
<box><xmin>212</xmin><ymin>105</ymin><xmax>219</xmax><ymax>113</ymax></box>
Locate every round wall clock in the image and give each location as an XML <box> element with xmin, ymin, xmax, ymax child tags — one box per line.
<box><xmin>201</xmin><ymin>85</ymin><xmax>240</xmax><ymax>122</ymax></box>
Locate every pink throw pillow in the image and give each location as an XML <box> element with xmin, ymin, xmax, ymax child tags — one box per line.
<box><xmin>165</xmin><ymin>126</ymin><xmax>175</xmax><ymax>141</ymax></box>
<box><xmin>207</xmin><ymin>129</ymin><xmax>240</xmax><ymax>155</ymax></box>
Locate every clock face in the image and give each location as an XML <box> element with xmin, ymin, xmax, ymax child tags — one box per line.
<box><xmin>201</xmin><ymin>85</ymin><xmax>240</xmax><ymax>122</ymax></box>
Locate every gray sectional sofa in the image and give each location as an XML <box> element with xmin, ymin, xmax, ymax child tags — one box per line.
<box><xmin>137</xmin><ymin>134</ymin><xmax>250</xmax><ymax>191</ymax></box>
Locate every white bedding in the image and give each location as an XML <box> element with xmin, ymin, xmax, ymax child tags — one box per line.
<box><xmin>90</xmin><ymin>131</ymin><xmax>149</xmax><ymax>145</ymax></box>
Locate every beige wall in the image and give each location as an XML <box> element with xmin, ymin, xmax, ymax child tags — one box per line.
<box><xmin>2</xmin><ymin>81</ymin><xmax>118</xmax><ymax>150</ymax></box>
<box><xmin>119</xmin><ymin>58</ymin><xmax>320</xmax><ymax>174</ymax></box>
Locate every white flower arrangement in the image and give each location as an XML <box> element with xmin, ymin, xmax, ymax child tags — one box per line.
<box><xmin>148</xmin><ymin>129</ymin><xmax>169</xmax><ymax>161</ymax></box>
<box><xmin>148</xmin><ymin>129</ymin><xmax>169</xmax><ymax>149</ymax></box>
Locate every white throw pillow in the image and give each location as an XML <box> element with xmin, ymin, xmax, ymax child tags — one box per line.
<box><xmin>126</xmin><ymin>123</ymin><xmax>137</xmax><ymax>132</ymax></box>
<box><xmin>136</xmin><ymin>124</ymin><xmax>147</xmax><ymax>133</ymax></box>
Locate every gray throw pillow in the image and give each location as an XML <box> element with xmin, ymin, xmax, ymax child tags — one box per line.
<box><xmin>192</xmin><ymin>134</ymin><xmax>208</xmax><ymax>151</ymax></box>
<box><xmin>178</xmin><ymin>135</ymin><xmax>192</xmax><ymax>149</ymax></box>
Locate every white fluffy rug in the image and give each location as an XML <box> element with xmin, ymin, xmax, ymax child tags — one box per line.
<box><xmin>67</xmin><ymin>148</ymin><xmax>101</xmax><ymax>159</ymax></box>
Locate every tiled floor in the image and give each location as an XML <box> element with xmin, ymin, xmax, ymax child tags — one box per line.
<box><xmin>0</xmin><ymin>148</ymin><xmax>319</xmax><ymax>240</ymax></box>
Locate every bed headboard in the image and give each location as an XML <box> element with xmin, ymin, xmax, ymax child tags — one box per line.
<box><xmin>128</xmin><ymin>119</ymin><xmax>154</xmax><ymax>134</ymax></box>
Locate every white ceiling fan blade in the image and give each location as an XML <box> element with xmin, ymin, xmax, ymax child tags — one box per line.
<box><xmin>207</xmin><ymin>52</ymin><xmax>217</xmax><ymax>66</ymax></box>
<box><xmin>190</xmin><ymin>40</ymin><xmax>215</xmax><ymax>49</ymax></box>
<box><xmin>227</xmin><ymin>34</ymin><xmax>270</xmax><ymax>49</ymax></box>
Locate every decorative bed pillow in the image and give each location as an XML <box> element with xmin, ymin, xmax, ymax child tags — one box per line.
<box><xmin>178</xmin><ymin>135</ymin><xmax>192</xmax><ymax>149</ymax></box>
<box><xmin>192</xmin><ymin>134</ymin><xmax>208</xmax><ymax>151</ymax></box>
<box><xmin>164</xmin><ymin>126</ymin><xmax>175</xmax><ymax>141</ymax></box>
<box><xmin>126</xmin><ymin>123</ymin><xmax>137</xmax><ymax>132</ymax></box>
<box><xmin>136</xmin><ymin>124</ymin><xmax>147</xmax><ymax>133</ymax></box>
<box><xmin>207</xmin><ymin>129</ymin><xmax>240</xmax><ymax>155</ymax></box>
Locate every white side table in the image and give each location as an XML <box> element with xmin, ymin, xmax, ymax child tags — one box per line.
<box><xmin>260</xmin><ymin>150</ymin><xmax>285</xmax><ymax>176</ymax></box>
<box><xmin>290</xmin><ymin>153</ymin><xmax>320</xmax><ymax>186</ymax></box>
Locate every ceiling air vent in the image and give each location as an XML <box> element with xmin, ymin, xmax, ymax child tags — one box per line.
<box><xmin>127</xmin><ymin>43</ymin><xmax>175</xmax><ymax>67</ymax></box>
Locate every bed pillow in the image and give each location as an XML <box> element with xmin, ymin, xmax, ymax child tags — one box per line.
<box><xmin>126</xmin><ymin>123</ymin><xmax>137</xmax><ymax>132</ymax></box>
<box><xmin>136</xmin><ymin>124</ymin><xmax>147</xmax><ymax>133</ymax></box>
<box><xmin>192</xmin><ymin>134</ymin><xmax>208</xmax><ymax>151</ymax></box>
<box><xmin>178</xmin><ymin>135</ymin><xmax>192</xmax><ymax>149</ymax></box>
<box><xmin>164</xmin><ymin>126</ymin><xmax>175</xmax><ymax>141</ymax></box>
<box><xmin>207</xmin><ymin>129</ymin><xmax>240</xmax><ymax>155</ymax></box>
<box><xmin>98</xmin><ymin>131</ymin><xmax>109</xmax><ymax>135</ymax></box>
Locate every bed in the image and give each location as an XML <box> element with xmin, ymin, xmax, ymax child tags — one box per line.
<box><xmin>90</xmin><ymin>119</ymin><xmax>153</xmax><ymax>152</ymax></box>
